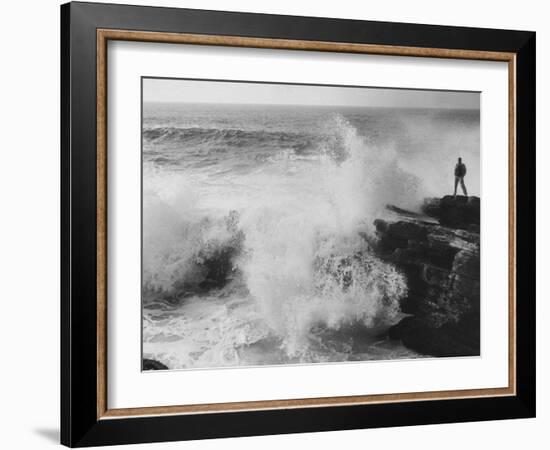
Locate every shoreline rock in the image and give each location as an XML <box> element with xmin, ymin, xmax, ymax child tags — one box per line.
<box><xmin>143</xmin><ymin>210</ymin><xmax>244</xmax><ymax>304</ymax></box>
<box><xmin>422</xmin><ymin>195</ymin><xmax>480</xmax><ymax>231</ymax></box>
<box><xmin>373</xmin><ymin>197</ymin><xmax>480</xmax><ymax>357</ymax></box>
<box><xmin>142</xmin><ymin>358</ymin><xmax>169</xmax><ymax>371</ymax></box>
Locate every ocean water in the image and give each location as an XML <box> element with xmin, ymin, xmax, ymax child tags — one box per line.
<box><xmin>142</xmin><ymin>102</ymin><xmax>480</xmax><ymax>370</ymax></box>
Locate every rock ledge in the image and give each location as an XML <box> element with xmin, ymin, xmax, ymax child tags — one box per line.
<box><xmin>373</xmin><ymin>197</ymin><xmax>480</xmax><ymax>357</ymax></box>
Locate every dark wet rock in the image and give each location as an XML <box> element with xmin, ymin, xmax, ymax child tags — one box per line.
<box><xmin>373</xmin><ymin>198</ymin><xmax>480</xmax><ymax>357</ymax></box>
<box><xmin>143</xmin><ymin>358</ymin><xmax>169</xmax><ymax>371</ymax></box>
<box><xmin>145</xmin><ymin>211</ymin><xmax>245</xmax><ymax>304</ymax></box>
<box><xmin>197</xmin><ymin>244</ymin><xmax>241</xmax><ymax>290</ymax></box>
<box><xmin>422</xmin><ymin>195</ymin><xmax>480</xmax><ymax>230</ymax></box>
<box><xmin>388</xmin><ymin>314</ymin><xmax>479</xmax><ymax>357</ymax></box>
<box><xmin>386</xmin><ymin>204</ymin><xmax>427</xmax><ymax>219</ymax></box>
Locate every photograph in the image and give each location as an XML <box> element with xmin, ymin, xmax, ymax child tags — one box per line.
<box><xmin>141</xmin><ymin>78</ymin><xmax>481</xmax><ymax>371</ymax></box>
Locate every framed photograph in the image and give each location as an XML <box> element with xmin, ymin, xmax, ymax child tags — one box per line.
<box><xmin>61</xmin><ymin>1</ymin><xmax>536</xmax><ymax>447</ymax></box>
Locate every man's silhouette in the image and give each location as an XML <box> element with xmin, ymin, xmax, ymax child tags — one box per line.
<box><xmin>454</xmin><ymin>157</ymin><xmax>468</xmax><ymax>197</ymax></box>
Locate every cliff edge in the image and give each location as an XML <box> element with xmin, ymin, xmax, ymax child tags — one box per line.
<box><xmin>374</xmin><ymin>196</ymin><xmax>480</xmax><ymax>357</ymax></box>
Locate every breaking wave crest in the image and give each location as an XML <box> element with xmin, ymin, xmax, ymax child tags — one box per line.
<box><xmin>143</xmin><ymin>126</ymin><xmax>319</xmax><ymax>153</ymax></box>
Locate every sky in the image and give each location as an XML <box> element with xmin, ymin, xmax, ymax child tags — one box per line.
<box><xmin>143</xmin><ymin>77</ymin><xmax>479</xmax><ymax>109</ymax></box>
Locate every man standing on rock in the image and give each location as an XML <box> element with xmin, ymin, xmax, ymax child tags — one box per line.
<box><xmin>454</xmin><ymin>157</ymin><xmax>468</xmax><ymax>197</ymax></box>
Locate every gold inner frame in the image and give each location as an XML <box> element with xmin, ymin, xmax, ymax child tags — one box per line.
<box><xmin>96</xmin><ymin>28</ymin><xmax>517</xmax><ymax>420</ymax></box>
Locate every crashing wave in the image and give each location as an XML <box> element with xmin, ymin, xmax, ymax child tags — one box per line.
<box><xmin>143</xmin><ymin>114</ymin><xmax>423</xmax><ymax>366</ymax></box>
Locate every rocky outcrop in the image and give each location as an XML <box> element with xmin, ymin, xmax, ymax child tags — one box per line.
<box><xmin>373</xmin><ymin>198</ymin><xmax>480</xmax><ymax>357</ymax></box>
<box><xmin>144</xmin><ymin>211</ymin><xmax>245</xmax><ymax>304</ymax></box>
<box><xmin>142</xmin><ymin>358</ymin><xmax>169</xmax><ymax>371</ymax></box>
<box><xmin>422</xmin><ymin>195</ymin><xmax>480</xmax><ymax>231</ymax></box>
<box><xmin>177</xmin><ymin>212</ymin><xmax>245</xmax><ymax>296</ymax></box>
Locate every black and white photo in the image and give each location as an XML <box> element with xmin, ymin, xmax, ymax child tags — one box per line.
<box><xmin>141</xmin><ymin>78</ymin><xmax>481</xmax><ymax>371</ymax></box>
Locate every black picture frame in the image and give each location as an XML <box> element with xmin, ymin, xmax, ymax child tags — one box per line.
<box><xmin>61</xmin><ymin>1</ymin><xmax>536</xmax><ymax>447</ymax></box>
